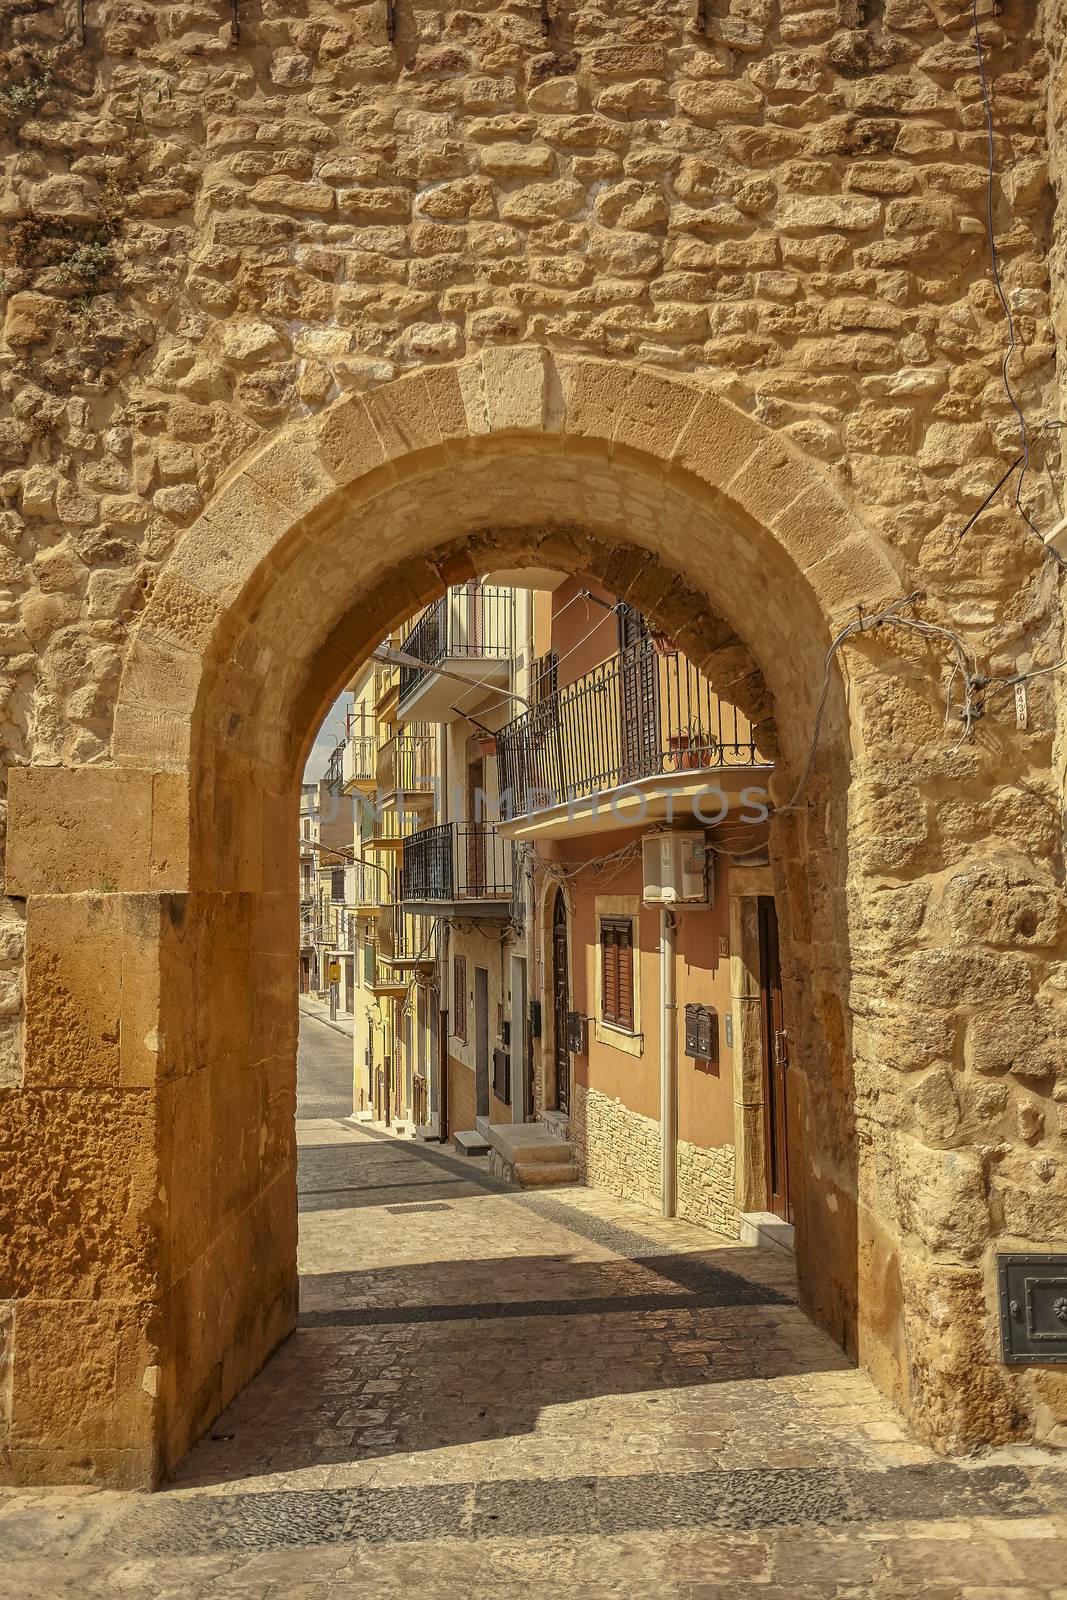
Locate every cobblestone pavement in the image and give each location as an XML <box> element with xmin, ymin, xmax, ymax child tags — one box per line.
<box><xmin>2</xmin><ymin>1030</ymin><xmax>1066</xmax><ymax>1597</ymax></box>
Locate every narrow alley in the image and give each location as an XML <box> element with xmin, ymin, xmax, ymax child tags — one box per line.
<box><xmin>2</xmin><ymin>1021</ymin><xmax>1064</xmax><ymax>1598</ymax></box>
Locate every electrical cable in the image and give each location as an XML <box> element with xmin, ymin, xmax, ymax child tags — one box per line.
<box><xmin>768</xmin><ymin>593</ymin><xmax>1066</xmax><ymax>837</ymax></box>
<box><xmin>442</xmin><ymin>585</ymin><xmax>591</xmax><ymax>717</ymax></box>
<box><xmin>450</xmin><ymin>592</ymin><xmax>624</xmax><ymax>723</ymax></box>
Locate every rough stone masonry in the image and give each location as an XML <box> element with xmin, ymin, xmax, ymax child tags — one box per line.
<box><xmin>1</xmin><ymin>0</ymin><xmax>1067</xmax><ymax>1485</ymax></box>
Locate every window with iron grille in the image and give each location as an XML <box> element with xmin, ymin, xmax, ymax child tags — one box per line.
<box><xmin>600</xmin><ymin>917</ymin><xmax>635</xmax><ymax>1031</ymax></box>
<box><xmin>532</xmin><ymin>649</ymin><xmax>558</xmax><ymax>705</ymax></box>
<box><xmin>453</xmin><ymin>954</ymin><xmax>467</xmax><ymax>1042</ymax></box>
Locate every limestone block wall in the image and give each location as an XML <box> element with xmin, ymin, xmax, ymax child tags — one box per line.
<box><xmin>0</xmin><ymin>0</ymin><xmax>1061</xmax><ymax>786</ymax></box>
<box><xmin>573</xmin><ymin>1084</ymin><xmax>739</xmax><ymax>1239</ymax></box>
<box><xmin>0</xmin><ymin>0</ymin><xmax>1065</xmax><ymax>1483</ymax></box>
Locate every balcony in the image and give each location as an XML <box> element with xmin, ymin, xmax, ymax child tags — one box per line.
<box><xmin>401</xmin><ymin>821</ymin><xmax>513</xmax><ymax>918</ymax></box>
<box><xmin>351</xmin><ymin>857</ymin><xmax>391</xmax><ymax>917</ymax></box>
<box><xmin>365</xmin><ymin>935</ymin><xmax>408</xmax><ymax>1000</ymax></box>
<box><xmin>342</xmin><ymin>734</ymin><xmax>378</xmax><ymax>793</ymax></box>
<box><xmin>396</xmin><ymin>586</ymin><xmax>515</xmax><ymax>722</ymax></box>
<box><xmin>378</xmin><ymin>904</ymin><xmax>438</xmax><ymax>971</ymax></box>
<box><xmin>325</xmin><ymin>741</ymin><xmax>345</xmax><ymax>793</ymax></box>
<box><xmin>374</xmin><ymin>660</ymin><xmax>398</xmax><ymax>712</ymax></box>
<box><xmin>495</xmin><ymin>637</ymin><xmax>774</xmax><ymax>842</ymax></box>
<box><xmin>376</xmin><ymin>727</ymin><xmax>436</xmax><ymax>813</ymax></box>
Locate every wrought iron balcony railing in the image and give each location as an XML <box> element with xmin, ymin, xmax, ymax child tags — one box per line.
<box><xmin>325</xmin><ymin>741</ymin><xmax>345</xmax><ymax>792</ymax></box>
<box><xmin>374</xmin><ymin>661</ymin><xmax>398</xmax><ymax>705</ymax></box>
<box><xmin>376</xmin><ymin>727</ymin><xmax>436</xmax><ymax>796</ymax></box>
<box><xmin>342</xmin><ymin>734</ymin><xmax>377</xmax><ymax>788</ymax></box>
<box><xmin>351</xmin><ymin>858</ymin><xmax>390</xmax><ymax>908</ymax></box>
<box><xmin>402</xmin><ymin>821</ymin><xmax>513</xmax><ymax>904</ymax></box>
<box><xmin>379</xmin><ymin>904</ymin><xmax>438</xmax><ymax>967</ymax></box>
<box><xmin>398</xmin><ymin>586</ymin><xmax>514</xmax><ymax>708</ymax></box>
<box><xmin>496</xmin><ymin>637</ymin><xmax>765</xmax><ymax>818</ymax></box>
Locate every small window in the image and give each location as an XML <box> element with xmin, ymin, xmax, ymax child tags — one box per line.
<box><xmin>532</xmin><ymin>650</ymin><xmax>558</xmax><ymax>705</ymax></box>
<box><xmin>600</xmin><ymin>917</ymin><xmax>634</xmax><ymax>1031</ymax></box>
<box><xmin>453</xmin><ymin>954</ymin><xmax>467</xmax><ymax>1042</ymax></box>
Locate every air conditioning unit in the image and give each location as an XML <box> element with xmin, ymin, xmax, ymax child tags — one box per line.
<box><xmin>642</xmin><ymin>831</ymin><xmax>712</xmax><ymax>906</ymax></box>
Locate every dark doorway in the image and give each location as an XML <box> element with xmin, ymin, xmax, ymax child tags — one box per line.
<box><xmin>552</xmin><ymin>888</ymin><xmax>570</xmax><ymax>1116</ymax></box>
<box><xmin>474</xmin><ymin>965</ymin><xmax>490</xmax><ymax>1121</ymax></box>
<box><xmin>758</xmin><ymin>896</ymin><xmax>791</xmax><ymax>1222</ymax></box>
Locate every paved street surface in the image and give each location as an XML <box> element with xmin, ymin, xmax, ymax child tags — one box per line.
<box><xmin>2</xmin><ymin>1023</ymin><xmax>1066</xmax><ymax>1597</ymax></box>
<box><xmin>296</xmin><ymin>1005</ymin><xmax>355</xmax><ymax>1119</ymax></box>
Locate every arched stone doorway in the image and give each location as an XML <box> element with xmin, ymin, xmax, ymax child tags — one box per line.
<box><xmin>4</xmin><ymin>350</ymin><xmax>1056</xmax><ymax>1486</ymax></box>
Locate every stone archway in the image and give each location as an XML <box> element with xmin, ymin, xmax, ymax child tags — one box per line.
<box><xmin>3</xmin><ymin>350</ymin><xmax>1051</xmax><ymax>1487</ymax></box>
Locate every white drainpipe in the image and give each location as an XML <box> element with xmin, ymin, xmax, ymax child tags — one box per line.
<box><xmin>660</xmin><ymin>906</ymin><xmax>677</xmax><ymax>1218</ymax></box>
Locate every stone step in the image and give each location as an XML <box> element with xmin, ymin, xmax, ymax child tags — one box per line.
<box><xmin>453</xmin><ymin>1129</ymin><xmax>491</xmax><ymax>1157</ymax></box>
<box><xmin>487</xmin><ymin>1122</ymin><xmax>574</xmax><ymax>1166</ymax></box>
<box><xmin>739</xmin><ymin>1211</ymin><xmax>795</xmax><ymax>1256</ymax></box>
<box><xmin>512</xmin><ymin>1160</ymin><xmax>581</xmax><ymax>1188</ymax></box>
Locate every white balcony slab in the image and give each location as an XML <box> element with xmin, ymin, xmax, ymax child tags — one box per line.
<box><xmin>496</xmin><ymin>764</ymin><xmax>774</xmax><ymax>842</ymax></box>
<box><xmin>396</xmin><ymin>655</ymin><xmax>512</xmax><ymax>723</ymax></box>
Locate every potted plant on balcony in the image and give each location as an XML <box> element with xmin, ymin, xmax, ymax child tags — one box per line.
<box><xmin>670</xmin><ymin>727</ymin><xmax>718</xmax><ymax>771</ymax></box>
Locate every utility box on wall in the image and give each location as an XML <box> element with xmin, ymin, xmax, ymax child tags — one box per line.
<box><xmin>642</xmin><ymin>832</ymin><xmax>712</xmax><ymax>905</ymax></box>
<box><xmin>999</xmin><ymin>1254</ymin><xmax>1067</xmax><ymax>1364</ymax></box>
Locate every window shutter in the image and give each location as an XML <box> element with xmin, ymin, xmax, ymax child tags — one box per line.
<box><xmin>454</xmin><ymin>954</ymin><xmax>467</xmax><ymax>1042</ymax></box>
<box><xmin>618</xmin><ymin>920</ymin><xmax>634</xmax><ymax>1030</ymax></box>
<box><xmin>601</xmin><ymin>922</ymin><xmax>617</xmax><ymax>1024</ymax></box>
<box><xmin>600</xmin><ymin>918</ymin><xmax>634</xmax><ymax>1030</ymax></box>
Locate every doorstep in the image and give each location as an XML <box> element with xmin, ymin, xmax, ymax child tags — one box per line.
<box><xmin>538</xmin><ymin>1109</ymin><xmax>571</xmax><ymax>1142</ymax></box>
<box><xmin>454</xmin><ymin>1129</ymin><xmax>491</xmax><ymax>1157</ymax></box>
<box><xmin>739</xmin><ymin>1211</ymin><xmax>795</xmax><ymax>1255</ymax></box>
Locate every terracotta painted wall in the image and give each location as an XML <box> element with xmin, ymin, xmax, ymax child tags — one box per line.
<box><xmin>559</xmin><ymin>839</ymin><xmax>735</xmax><ymax>1155</ymax></box>
<box><xmin>543</xmin><ymin>575</ymin><xmax>622</xmax><ymax>691</ymax></box>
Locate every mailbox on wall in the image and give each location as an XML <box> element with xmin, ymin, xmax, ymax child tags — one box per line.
<box><xmin>492</xmin><ymin>1047</ymin><xmax>511</xmax><ymax>1106</ymax></box>
<box><xmin>567</xmin><ymin>1011</ymin><xmax>588</xmax><ymax>1056</ymax></box>
<box><xmin>684</xmin><ymin>1003</ymin><xmax>718</xmax><ymax>1067</ymax></box>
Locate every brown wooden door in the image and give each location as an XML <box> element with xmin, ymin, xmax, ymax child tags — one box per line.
<box><xmin>466</xmin><ymin>757</ymin><xmax>485</xmax><ymax>894</ymax></box>
<box><xmin>552</xmin><ymin>888</ymin><xmax>570</xmax><ymax>1115</ymax></box>
<box><xmin>617</xmin><ymin>606</ymin><xmax>658</xmax><ymax>782</ymax></box>
<box><xmin>758</xmin><ymin>896</ymin><xmax>791</xmax><ymax>1221</ymax></box>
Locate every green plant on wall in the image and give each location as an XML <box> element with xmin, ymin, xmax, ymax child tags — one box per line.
<box><xmin>0</xmin><ymin>48</ymin><xmax>56</xmax><ymax>125</ymax></box>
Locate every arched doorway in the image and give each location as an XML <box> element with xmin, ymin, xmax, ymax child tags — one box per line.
<box><xmin>551</xmin><ymin>888</ymin><xmax>570</xmax><ymax>1117</ymax></box>
<box><xmin>3</xmin><ymin>350</ymin><xmax>1038</xmax><ymax>1486</ymax></box>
